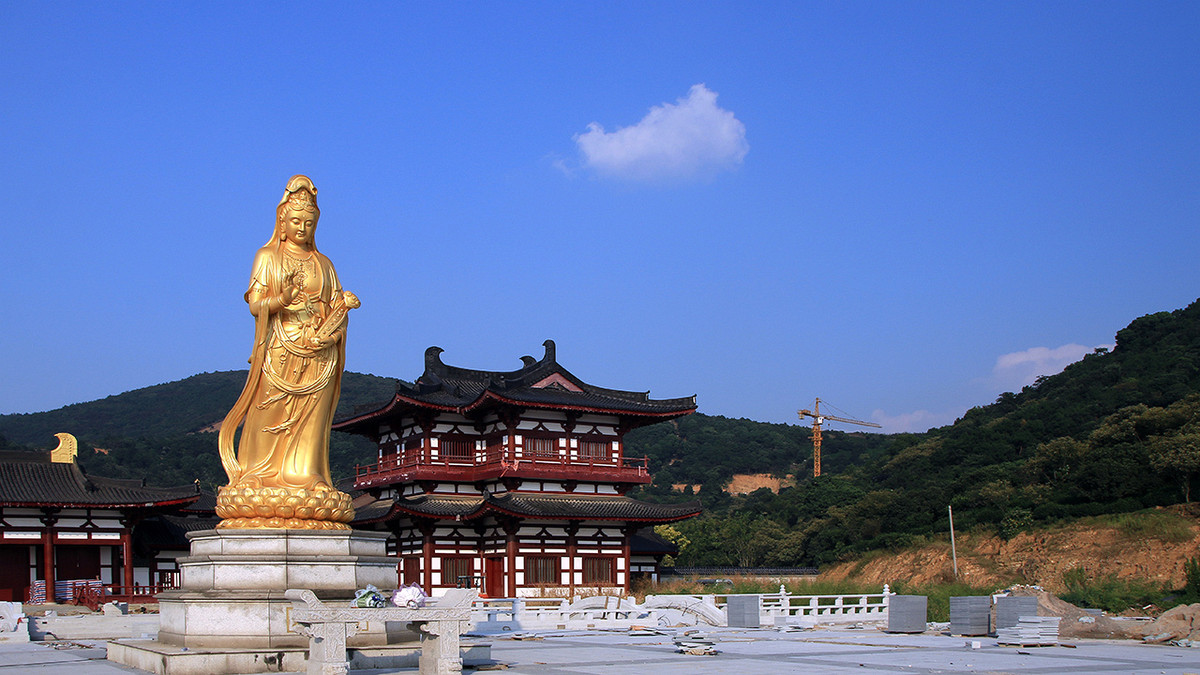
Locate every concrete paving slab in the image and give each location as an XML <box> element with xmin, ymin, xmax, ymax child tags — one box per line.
<box><xmin>2</xmin><ymin>627</ymin><xmax>1199</xmax><ymax>675</ymax></box>
<box><xmin>0</xmin><ymin>641</ymin><xmax>142</xmax><ymax>673</ymax></box>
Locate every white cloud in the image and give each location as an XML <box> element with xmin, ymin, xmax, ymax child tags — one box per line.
<box><xmin>870</xmin><ymin>408</ymin><xmax>963</xmax><ymax>434</ymax></box>
<box><xmin>992</xmin><ymin>342</ymin><xmax>1114</xmax><ymax>392</ymax></box>
<box><xmin>573</xmin><ymin>84</ymin><xmax>748</xmax><ymax>181</ymax></box>
<box><xmin>872</xmin><ymin>341</ymin><xmax>1114</xmax><ymax>435</ymax></box>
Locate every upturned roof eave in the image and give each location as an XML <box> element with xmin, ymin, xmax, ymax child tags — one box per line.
<box><xmin>336</xmin><ymin>390</ymin><xmax>696</xmax><ymax>431</ymax></box>
<box><xmin>460</xmin><ymin>390</ymin><xmax>696</xmax><ymax>418</ymax></box>
<box><xmin>479</xmin><ymin>501</ymin><xmax>702</xmax><ymax>523</ymax></box>
<box><xmin>0</xmin><ymin>494</ymin><xmax>203</xmax><ymax>510</ymax></box>
<box><xmin>384</xmin><ymin>494</ymin><xmax>701</xmax><ymax>524</ymax></box>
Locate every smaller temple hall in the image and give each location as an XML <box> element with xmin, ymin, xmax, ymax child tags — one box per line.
<box><xmin>335</xmin><ymin>340</ymin><xmax>701</xmax><ymax>598</ymax></box>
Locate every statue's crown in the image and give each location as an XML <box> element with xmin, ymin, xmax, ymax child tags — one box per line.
<box><xmin>286</xmin><ymin>189</ymin><xmax>317</xmax><ymax>212</ymax></box>
<box><xmin>278</xmin><ymin>175</ymin><xmax>319</xmax><ymax>214</ymax></box>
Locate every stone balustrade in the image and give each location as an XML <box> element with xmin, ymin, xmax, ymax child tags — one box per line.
<box><xmin>286</xmin><ymin>588</ymin><xmax>477</xmax><ymax>675</ymax></box>
<box><xmin>467</xmin><ymin>585</ymin><xmax>894</xmax><ymax>630</ymax></box>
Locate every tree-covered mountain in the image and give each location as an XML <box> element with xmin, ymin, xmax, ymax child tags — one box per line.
<box><xmin>3</xmin><ymin>299</ymin><xmax>1199</xmax><ymax>568</ymax></box>
<box><xmin>0</xmin><ymin>371</ymin><xmax>400</xmax><ymax>490</ymax></box>
<box><xmin>629</xmin><ymin>299</ymin><xmax>1200</xmax><ymax>567</ymax></box>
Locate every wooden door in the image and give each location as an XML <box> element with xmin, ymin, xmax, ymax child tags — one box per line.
<box><xmin>54</xmin><ymin>545</ymin><xmax>100</xmax><ymax>580</ymax></box>
<box><xmin>0</xmin><ymin>546</ymin><xmax>30</xmax><ymax>602</ymax></box>
<box><xmin>484</xmin><ymin>556</ymin><xmax>505</xmax><ymax>598</ymax></box>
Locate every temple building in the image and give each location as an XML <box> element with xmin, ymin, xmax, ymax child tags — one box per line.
<box><xmin>335</xmin><ymin>340</ymin><xmax>700</xmax><ymax>598</ymax></box>
<box><xmin>0</xmin><ymin>436</ymin><xmax>201</xmax><ymax>603</ymax></box>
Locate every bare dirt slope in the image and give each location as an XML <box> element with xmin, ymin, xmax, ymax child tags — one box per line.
<box><xmin>821</xmin><ymin>508</ymin><xmax>1200</xmax><ymax>594</ymax></box>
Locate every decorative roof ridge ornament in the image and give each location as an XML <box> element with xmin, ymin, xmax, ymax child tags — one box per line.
<box><xmin>424</xmin><ymin>346</ymin><xmax>446</xmax><ymax>373</ymax></box>
<box><xmin>51</xmin><ymin>432</ymin><xmax>78</xmax><ymax>464</ymax></box>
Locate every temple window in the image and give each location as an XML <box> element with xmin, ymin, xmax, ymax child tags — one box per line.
<box><xmin>527</xmin><ymin>436</ymin><xmax>558</xmax><ymax>458</ymax></box>
<box><xmin>442</xmin><ymin>556</ymin><xmax>473</xmax><ymax>586</ymax></box>
<box><xmin>579</xmin><ymin>438</ymin><xmax>608</xmax><ymax>461</ymax></box>
<box><xmin>439</xmin><ymin>437</ymin><xmax>472</xmax><ymax>461</ymax></box>
<box><xmin>525</xmin><ymin>555</ymin><xmax>559</xmax><ymax>585</ymax></box>
<box><xmin>583</xmin><ymin>556</ymin><xmax>615</xmax><ymax>584</ymax></box>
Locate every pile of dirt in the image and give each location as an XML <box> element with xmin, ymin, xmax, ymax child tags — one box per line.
<box><xmin>1005</xmin><ymin>585</ymin><xmax>1139</xmax><ymax>639</ymax></box>
<box><xmin>1139</xmin><ymin>603</ymin><xmax>1200</xmax><ymax>642</ymax></box>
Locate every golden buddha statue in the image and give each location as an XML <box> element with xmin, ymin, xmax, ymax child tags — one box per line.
<box><xmin>214</xmin><ymin>175</ymin><xmax>358</xmax><ymax>529</ymax></box>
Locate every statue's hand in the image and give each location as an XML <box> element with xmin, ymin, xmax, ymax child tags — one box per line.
<box><xmin>280</xmin><ymin>271</ymin><xmax>301</xmax><ymax>306</ymax></box>
<box><xmin>309</xmin><ymin>334</ymin><xmax>335</xmax><ymax>349</ymax></box>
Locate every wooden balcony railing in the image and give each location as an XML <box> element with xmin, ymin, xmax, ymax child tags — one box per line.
<box><xmin>355</xmin><ymin>447</ymin><xmax>651</xmax><ymax>489</ymax></box>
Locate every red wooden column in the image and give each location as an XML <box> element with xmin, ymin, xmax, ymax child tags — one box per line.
<box><xmin>565</xmin><ymin>521</ymin><xmax>580</xmax><ymax>596</ymax></box>
<box><xmin>417</xmin><ymin>520</ymin><xmax>435</xmax><ymax>591</ymax></box>
<box><xmin>121</xmin><ymin>532</ymin><xmax>134</xmax><ymax>595</ymax></box>
<box><xmin>42</xmin><ymin>537</ymin><xmax>55</xmax><ymax>602</ymax></box>
<box><xmin>620</xmin><ymin>524</ymin><xmax>635</xmax><ymax>593</ymax></box>
<box><xmin>39</xmin><ymin>509</ymin><xmax>58</xmax><ymax>602</ymax></box>
<box><xmin>502</xmin><ymin>518</ymin><xmax>519</xmax><ymax>598</ymax></box>
<box><xmin>119</xmin><ymin>512</ymin><xmax>139</xmax><ymax>597</ymax></box>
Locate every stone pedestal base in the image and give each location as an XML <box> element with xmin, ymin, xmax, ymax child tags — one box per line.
<box><xmin>158</xmin><ymin>529</ymin><xmax>398</xmax><ymax>648</ymax></box>
<box><xmin>109</xmin><ymin>528</ymin><xmax>409</xmax><ymax>673</ymax></box>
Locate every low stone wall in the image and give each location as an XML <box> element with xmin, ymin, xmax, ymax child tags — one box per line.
<box><xmin>30</xmin><ymin>613</ymin><xmax>160</xmax><ymax>641</ymax></box>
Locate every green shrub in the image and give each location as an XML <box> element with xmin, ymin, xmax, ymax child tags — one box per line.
<box><xmin>1059</xmin><ymin>566</ymin><xmax>1167</xmax><ymax>613</ymax></box>
<box><xmin>999</xmin><ymin>508</ymin><xmax>1033</xmax><ymax>539</ymax></box>
<box><xmin>1101</xmin><ymin>509</ymin><xmax>1195</xmax><ymax>544</ymax></box>
<box><xmin>1183</xmin><ymin>556</ymin><xmax>1200</xmax><ymax>603</ymax></box>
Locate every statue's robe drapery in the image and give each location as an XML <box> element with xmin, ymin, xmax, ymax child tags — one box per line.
<box><xmin>225</xmin><ymin>244</ymin><xmax>345</xmax><ymax>491</ymax></box>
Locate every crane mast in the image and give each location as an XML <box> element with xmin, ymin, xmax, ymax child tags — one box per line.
<box><xmin>797</xmin><ymin>397</ymin><xmax>881</xmax><ymax>477</ymax></box>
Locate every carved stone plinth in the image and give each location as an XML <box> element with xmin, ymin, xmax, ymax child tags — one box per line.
<box><xmin>285</xmin><ymin>588</ymin><xmax>477</xmax><ymax>675</ymax></box>
<box><xmin>109</xmin><ymin>528</ymin><xmax>416</xmax><ymax>674</ymax></box>
<box><xmin>157</xmin><ymin>529</ymin><xmax>397</xmax><ymax>648</ymax></box>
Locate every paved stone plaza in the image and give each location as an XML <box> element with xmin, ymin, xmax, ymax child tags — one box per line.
<box><xmin>1</xmin><ymin>627</ymin><xmax>1198</xmax><ymax>675</ymax></box>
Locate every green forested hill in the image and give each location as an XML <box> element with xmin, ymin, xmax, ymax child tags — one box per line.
<box><xmin>0</xmin><ymin>371</ymin><xmax>399</xmax><ymax>489</ymax></box>
<box><xmin>629</xmin><ymin>299</ymin><xmax>1200</xmax><ymax>567</ymax></box>
<box><xmin>3</xmin><ymin>300</ymin><xmax>1199</xmax><ymax>567</ymax></box>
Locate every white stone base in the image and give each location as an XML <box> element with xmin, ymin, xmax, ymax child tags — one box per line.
<box><xmin>157</xmin><ymin>529</ymin><xmax>397</xmax><ymax>649</ymax></box>
<box><xmin>109</xmin><ymin>528</ymin><xmax>410</xmax><ymax>672</ymax></box>
<box><xmin>106</xmin><ymin>640</ymin><xmax>491</xmax><ymax>675</ymax></box>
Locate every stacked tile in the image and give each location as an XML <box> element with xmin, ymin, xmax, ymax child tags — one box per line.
<box><xmin>27</xmin><ymin>581</ymin><xmax>45</xmax><ymax>605</ymax></box>
<box><xmin>726</xmin><ymin>595</ymin><xmax>761</xmax><ymax>628</ymax></box>
<box><xmin>995</xmin><ymin>596</ymin><xmax>1039</xmax><ymax>629</ymax></box>
<box><xmin>886</xmin><ymin>595</ymin><xmax>928</xmax><ymax>633</ymax></box>
<box><xmin>52</xmin><ymin>579</ymin><xmax>102</xmax><ymax>603</ymax></box>
<box><xmin>996</xmin><ymin>616</ymin><xmax>1060</xmax><ymax>646</ymax></box>
<box><xmin>949</xmin><ymin>596</ymin><xmax>992</xmax><ymax>636</ymax></box>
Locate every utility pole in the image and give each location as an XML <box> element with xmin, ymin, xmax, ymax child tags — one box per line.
<box><xmin>948</xmin><ymin>505</ymin><xmax>958</xmax><ymax>580</ymax></box>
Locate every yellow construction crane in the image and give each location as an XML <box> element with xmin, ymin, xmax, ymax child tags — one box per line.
<box><xmin>798</xmin><ymin>398</ymin><xmax>881</xmax><ymax>477</ymax></box>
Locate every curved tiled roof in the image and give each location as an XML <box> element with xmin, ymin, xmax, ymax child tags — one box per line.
<box><xmin>0</xmin><ymin>450</ymin><xmax>200</xmax><ymax>508</ymax></box>
<box><xmin>335</xmin><ymin>340</ymin><xmax>695</xmax><ymax>433</ymax></box>
<box><xmin>380</xmin><ymin>491</ymin><xmax>701</xmax><ymax>524</ymax></box>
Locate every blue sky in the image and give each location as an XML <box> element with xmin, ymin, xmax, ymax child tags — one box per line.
<box><xmin>2</xmin><ymin>2</ymin><xmax>1197</xmax><ymax>433</ymax></box>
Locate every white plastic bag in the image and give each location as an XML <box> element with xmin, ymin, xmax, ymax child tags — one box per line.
<box><xmin>392</xmin><ymin>583</ymin><xmax>427</xmax><ymax>609</ymax></box>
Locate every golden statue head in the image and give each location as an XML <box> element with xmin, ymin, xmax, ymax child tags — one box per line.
<box><xmin>270</xmin><ymin>175</ymin><xmax>321</xmax><ymax>248</ymax></box>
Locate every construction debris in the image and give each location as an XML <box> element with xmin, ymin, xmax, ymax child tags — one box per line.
<box><xmin>674</xmin><ymin>634</ymin><xmax>718</xmax><ymax>656</ymax></box>
<box><xmin>1140</xmin><ymin>603</ymin><xmax>1200</xmax><ymax>644</ymax></box>
<box><xmin>1002</xmin><ymin>585</ymin><xmax>1139</xmax><ymax>639</ymax></box>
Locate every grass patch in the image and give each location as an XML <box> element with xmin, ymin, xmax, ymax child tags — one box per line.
<box><xmin>1059</xmin><ymin>566</ymin><xmax>1170</xmax><ymax>613</ymax></box>
<box><xmin>1086</xmin><ymin>509</ymin><xmax>1195</xmax><ymax>544</ymax></box>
